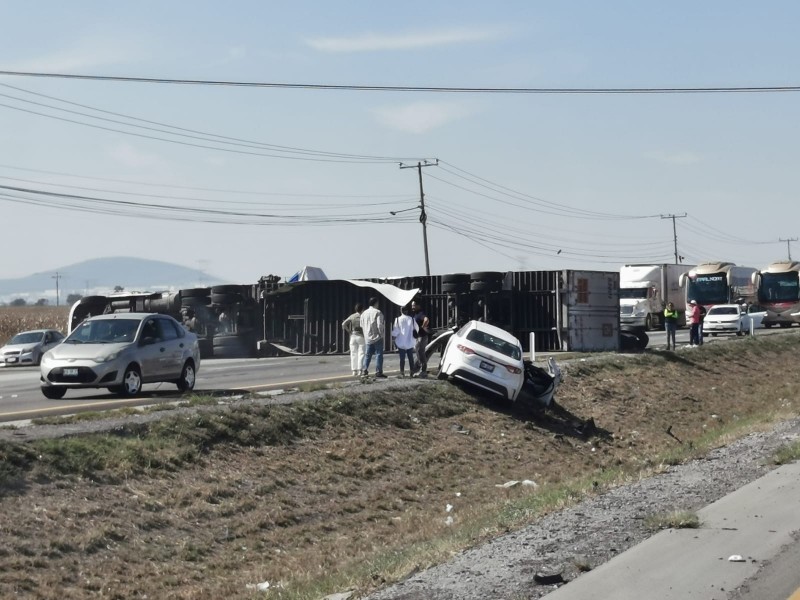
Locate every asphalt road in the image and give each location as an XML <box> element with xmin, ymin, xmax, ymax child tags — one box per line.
<box><xmin>0</xmin><ymin>325</ymin><xmax>785</xmax><ymax>423</ymax></box>
<box><xmin>0</xmin><ymin>354</ymin><xmax>356</xmax><ymax>423</ymax></box>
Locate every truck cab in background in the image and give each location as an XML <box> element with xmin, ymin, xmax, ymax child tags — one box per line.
<box><xmin>619</xmin><ymin>264</ymin><xmax>690</xmax><ymax>332</ymax></box>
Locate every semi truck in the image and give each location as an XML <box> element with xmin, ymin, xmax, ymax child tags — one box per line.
<box><xmin>619</xmin><ymin>264</ymin><xmax>691</xmax><ymax>331</ymax></box>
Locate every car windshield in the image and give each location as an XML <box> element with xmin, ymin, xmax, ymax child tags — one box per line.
<box><xmin>709</xmin><ymin>307</ymin><xmax>738</xmax><ymax>315</ymax></box>
<box><xmin>66</xmin><ymin>319</ymin><xmax>140</xmax><ymax>344</ymax></box>
<box><xmin>465</xmin><ymin>329</ymin><xmax>521</xmax><ymax>360</ymax></box>
<box><xmin>9</xmin><ymin>332</ymin><xmax>43</xmax><ymax>345</ymax></box>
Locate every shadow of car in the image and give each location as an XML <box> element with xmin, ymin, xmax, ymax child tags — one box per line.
<box><xmin>1</xmin><ymin>329</ymin><xmax>65</xmax><ymax>366</ymax></box>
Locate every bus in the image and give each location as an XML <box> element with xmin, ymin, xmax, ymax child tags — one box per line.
<box><xmin>678</xmin><ymin>262</ymin><xmax>757</xmax><ymax>317</ymax></box>
<box><xmin>751</xmin><ymin>260</ymin><xmax>800</xmax><ymax>328</ymax></box>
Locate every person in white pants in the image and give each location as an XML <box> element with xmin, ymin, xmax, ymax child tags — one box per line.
<box><xmin>342</xmin><ymin>303</ymin><xmax>365</xmax><ymax>376</ymax></box>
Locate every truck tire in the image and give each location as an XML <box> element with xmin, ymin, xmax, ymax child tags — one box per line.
<box><xmin>181</xmin><ymin>288</ymin><xmax>211</xmax><ymax>298</ymax></box>
<box><xmin>441</xmin><ymin>273</ymin><xmax>470</xmax><ymax>284</ymax></box>
<box><xmin>470</xmin><ymin>280</ymin><xmax>502</xmax><ymax>292</ymax></box>
<box><xmin>210</xmin><ymin>292</ymin><xmax>242</xmax><ymax>305</ymax></box>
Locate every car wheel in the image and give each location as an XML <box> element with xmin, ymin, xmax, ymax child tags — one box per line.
<box><xmin>41</xmin><ymin>386</ymin><xmax>67</xmax><ymax>399</ymax></box>
<box><xmin>176</xmin><ymin>361</ymin><xmax>196</xmax><ymax>392</ymax></box>
<box><xmin>119</xmin><ymin>365</ymin><xmax>142</xmax><ymax>397</ymax></box>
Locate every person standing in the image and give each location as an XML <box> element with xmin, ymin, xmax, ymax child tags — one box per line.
<box><xmin>663</xmin><ymin>301</ymin><xmax>678</xmax><ymax>350</ymax></box>
<box><xmin>688</xmin><ymin>300</ymin><xmax>701</xmax><ymax>346</ymax></box>
<box><xmin>342</xmin><ymin>303</ymin><xmax>365</xmax><ymax>376</ymax></box>
<box><xmin>411</xmin><ymin>300</ymin><xmax>431</xmax><ymax>377</ymax></box>
<box><xmin>391</xmin><ymin>305</ymin><xmax>418</xmax><ymax>377</ymax></box>
<box><xmin>360</xmin><ymin>297</ymin><xmax>386</xmax><ymax>378</ymax></box>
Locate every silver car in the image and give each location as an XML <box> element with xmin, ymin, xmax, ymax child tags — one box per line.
<box><xmin>40</xmin><ymin>313</ymin><xmax>200</xmax><ymax>399</ymax></box>
<box><xmin>1</xmin><ymin>329</ymin><xmax>65</xmax><ymax>366</ymax></box>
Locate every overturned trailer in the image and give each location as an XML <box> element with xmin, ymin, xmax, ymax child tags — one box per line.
<box><xmin>68</xmin><ymin>269</ymin><xmax>619</xmax><ymax>358</ymax></box>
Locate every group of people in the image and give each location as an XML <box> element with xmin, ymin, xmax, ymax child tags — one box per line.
<box><xmin>342</xmin><ymin>297</ymin><xmax>431</xmax><ymax>378</ymax></box>
<box><xmin>662</xmin><ymin>299</ymin><xmax>705</xmax><ymax>350</ymax></box>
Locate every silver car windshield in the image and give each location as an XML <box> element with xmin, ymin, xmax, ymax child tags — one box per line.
<box><xmin>10</xmin><ymin>332</ymin><xmax>44</xmax><ymax>344</ymax></box>
<box><xmin>66</xmin><ymin>319</ymin><xmax>140</xmax><ymax>344</ymax></box>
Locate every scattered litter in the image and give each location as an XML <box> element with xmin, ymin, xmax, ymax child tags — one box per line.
<box><xmin>521</xmin><ymin>480</ymin><xmax>538</xmax><ymax>487</ymax></box>
<box><xmin>322</xmin><ymin>592</ymin><xmax>354</xmax><ymax>600</ymax></box>
<box><xmin>446</xmin><ymin>504</ymin><xmax>453</xmax><ymax>513</ymax></box>
<box><xmin>496</xmin><ymin>480</ymin><xmax>520</xmax><ymax>488</ymax></box>
<box><xmin>455</xmin><ymin>492</ymin><xmax>461</xmax><ymax>497</ymax></box>
<box><xmin>245</xmin><ymin>580</ymin><xmax>271</xmax><ymax>591</ymax></box>
<box><xmin>728</xmin><ymin>555</ymin><xmax>745</xmax><ymax>562</ymax></box>
<box><xmin>534</xmin><ymin>571</ymin><xmax>564</xmax><ymax>585</ymax></box>
<box><xmin>445</xmin><ymin>516</ymin><xmax>454</xmax><ymax>526</ymax></box>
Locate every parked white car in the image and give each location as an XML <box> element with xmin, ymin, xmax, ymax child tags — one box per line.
<box><xmin>703</xmin><ymin>304</ymin><xmax>756</xmax><ymax>337</ymax></box>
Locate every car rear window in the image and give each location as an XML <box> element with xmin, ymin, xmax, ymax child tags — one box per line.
<box><xmin>465</xmin><ymin>329</ymin><xmax>521</xmax><ymax>360</ymax></box>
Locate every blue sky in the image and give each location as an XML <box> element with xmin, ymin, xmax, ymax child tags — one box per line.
<box><xmin>1</xmin><ymin>1</ymin><xmax>799</xmax><ymax>288</ymax></box>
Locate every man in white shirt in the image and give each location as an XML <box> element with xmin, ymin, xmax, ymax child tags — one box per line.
<box><xmin>360</xmin><ymin>297</ymin><xmax>386</xmax><ymax>378</ymax></box>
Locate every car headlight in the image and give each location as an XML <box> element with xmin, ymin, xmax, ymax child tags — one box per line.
<box><xmin>93</xmin><ymin>351</ymin><xmax>121</xmax><ymax>363</ymax></box>
<box><xmin>40</xmin><ymin>351</ymin><xmax>53</xmax><ymax>366</ymax></box>
<box><xmin>21</xmin><ymin>347</ymin><xmax>35</xmax><ymax>355</ymax></box>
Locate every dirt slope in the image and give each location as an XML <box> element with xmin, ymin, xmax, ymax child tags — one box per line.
<box><xmin>0</xmin><ymin>333</ymin><xmax>798</xmax><ymax>600</ymax></box>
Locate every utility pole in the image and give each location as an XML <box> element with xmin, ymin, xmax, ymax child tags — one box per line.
<box><xmin>779</xmin><ymin>237</ymin><xmax>798</xmax><ymax>261</ymax></box>
<box><xmin>400</xmin><ymin>159</ymin><xmax>438</xmax><ymax>276</ymax></box>
<box><xmin>660</xmin><ymin>213</ymin><xmax>687</xmax><ymax>264</ymax></box>
<box><xmin>51</xmin><ymin>272</ymin><xmax>62</xmax><ymax>306</ymax></box>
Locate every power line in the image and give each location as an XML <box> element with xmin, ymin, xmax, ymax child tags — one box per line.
<box><xmin>2</xmin><ymin>70</ymin><xmax>800</xmax><ymax>94</ymax></box>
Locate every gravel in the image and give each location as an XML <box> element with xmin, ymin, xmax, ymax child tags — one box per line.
<box><xmin>365</xmin><ymin>418</ymin><xmax>800</xmax><ymax>600</ymax></box>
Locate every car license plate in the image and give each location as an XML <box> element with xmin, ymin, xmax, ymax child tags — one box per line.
<box><xmin>63</xmin><ymin>368</ymin><xmax>79</xmax><ymax>376</ymax></box>
<box><xmin>6</xmin><ymin>357</ymin><xmax>17</xmax><ymax>364</ymax></box>
<box><xmin>479</xmin><ymin>360</ymin><xmax>495</xmax><ymax>373</ymax></box>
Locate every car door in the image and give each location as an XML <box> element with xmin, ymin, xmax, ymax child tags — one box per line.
<box><xmin>155</xmin><ymin>317</ymin><xmax>184</xmax><ymax>379</ymax></box>
<box><xmin>137</xmin><ymin>318</ymin><xmax>165</xmax><ymax>380</ymax></box>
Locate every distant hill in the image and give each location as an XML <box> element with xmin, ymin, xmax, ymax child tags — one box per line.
<box><xmin>0</xmin><ymin>257</ymin><xmax>226</xmax><ymax>305</ymax></box>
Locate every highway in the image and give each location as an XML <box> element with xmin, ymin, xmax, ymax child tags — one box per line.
<box><xmin>0</xmin><ymin>325</ymin><xmax>781</xmax><ymax>423</ymax></box>
<box><xmin>0</xmin><ymin>354</ymin><xmax>355</xmax><ymax>423</ymax></box>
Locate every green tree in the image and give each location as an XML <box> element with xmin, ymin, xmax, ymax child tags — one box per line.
<box><xmin>10</xmin><ymin>298</ymin><xmax>27</xmax><ymax>307</ymax></box>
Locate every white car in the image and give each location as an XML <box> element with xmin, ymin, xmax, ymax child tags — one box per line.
<box><xmin>437</xmin><ymin>321</ymin><xmax>525</xmax><ymax>401</ymax></box>
<box><xmin>703</xmin><ymin>304</ymin><xmax>755</xmax><ymax>337</ymax></box>
<box><xmin>1</xmin><ymin>329</ymin><xmax>65</xmax><ymax>366</ymax></box>
<box><xmin>40</xmin><ymin>313</ymin><xmax>201</xmax><ymax>399</ymax></box>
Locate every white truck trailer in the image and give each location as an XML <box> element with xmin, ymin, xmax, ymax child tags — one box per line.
<box><xmin>619</xmin><ymin>264</ymin><xmax>692</xmax><ymax>331</ymax></box>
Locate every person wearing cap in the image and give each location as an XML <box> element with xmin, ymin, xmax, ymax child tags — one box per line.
<box><xmin>663</xmin><ymin>301</ymin><xmax>679</xmax><ymax>350</ymax></box>
<box><xmin>688</xmin><ymin>300</ymin><xmax>702</xmax><ymax>346</ymax></box>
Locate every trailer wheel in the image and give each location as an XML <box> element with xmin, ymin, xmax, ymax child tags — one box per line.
<box><xmin>210</xmin><ymin>292</ymin><xmax>242</xmax><ymax>305</ymax></box>
<box><xmin>181</xmin><ymin>288</ymin><xmax>211</xmax><ymax>298</ymax></box>
<box><xmin>441</xmin><ymin>273</ymin><xmax>470</xmax><ymax>284</ymax></box>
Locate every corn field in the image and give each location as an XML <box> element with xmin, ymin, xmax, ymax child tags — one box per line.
<box><xmin>0</xmin><ymin>307</ymin><xmax>71</xmax><ymax>344</ymax></box>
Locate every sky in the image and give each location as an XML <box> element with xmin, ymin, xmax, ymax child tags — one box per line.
<box><xmin>1</xmin><ymin>1</ymin><xmax>799</xmax><ymax>288</ymax></box>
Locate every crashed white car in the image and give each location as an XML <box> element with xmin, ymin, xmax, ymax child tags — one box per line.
<box><xmin>432</xmin><ymin>321</ymin><xmax>561</xmax><ymax>404</ymax></box>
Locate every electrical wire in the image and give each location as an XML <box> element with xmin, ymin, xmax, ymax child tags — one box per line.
<box><xmin>2</xmin><ymin>70</ymin><xmax>799</xmax><ymax>94</ymax></box>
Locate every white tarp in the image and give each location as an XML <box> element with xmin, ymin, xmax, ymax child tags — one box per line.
<box><xmin>344</xmin><ymin>279</ymin><xmax>419</xmax><ymax>307</ymax></box>
<box><xmin>288</xmin><ymin>266</ymin><xmax>328</xmax><ymax>282</ymax></box>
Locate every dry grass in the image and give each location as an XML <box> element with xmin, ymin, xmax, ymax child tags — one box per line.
<box><xmin>0</xmin><ymin>332</ymin><xmax>798</xmax><ymax>599</ymax></box>
<box><xmin>0</xmin><ymin>306</ymin><xmax>70</xmax><ymax>344</ymax></box>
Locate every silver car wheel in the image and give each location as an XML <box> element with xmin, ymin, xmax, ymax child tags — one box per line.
<box><xmin>177</xmin><ymin>362</ymin><xmax>196</xmax><ymax>392</ymax></box>
<box><xmin>122</xmin><ymin>367</ymin><xmax>142</xmax><ymax>396</ymax></box>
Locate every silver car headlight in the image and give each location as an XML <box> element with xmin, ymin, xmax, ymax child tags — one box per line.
<box><xmin>93</xmin><ymin>350</ymin><xmax>121</xmax><ymax>363</ymax></box>
<box><xmin>40</xmin><ymin>351</ymin><xmax>53</xmax><ymax>366</ymax></box>
<box><xmin>21</xmin><ymin>347</ymin><xmax>35</xmax><ymax>355</ymax></box>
